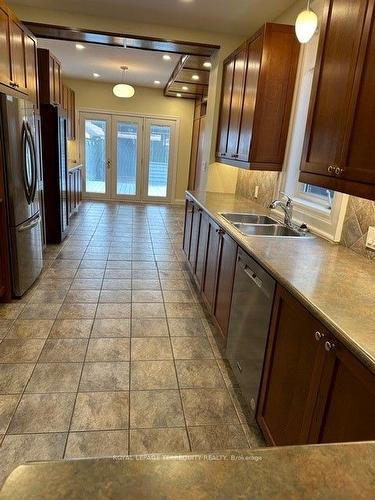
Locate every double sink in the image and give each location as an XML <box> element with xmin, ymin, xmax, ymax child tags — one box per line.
<box><xmin>220</xmin><ymin>213</ymin><xmax>312</xmax><ymax>238</ymax></box>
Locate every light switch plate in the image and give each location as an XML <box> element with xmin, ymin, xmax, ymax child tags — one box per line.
<box><xmin>366</xmin><ymin>226</ymin><xmax>375</xmax><ymax>250</ymax></box>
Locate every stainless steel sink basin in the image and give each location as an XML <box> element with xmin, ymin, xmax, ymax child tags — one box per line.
<box><xmin>220</xmin><ymin>213</ymin><xmax>280</xmax><ymax>225</ymax></box>
<box><xmin>233</xmin><ymin>223</ymin><xmax>309</xmax><ymax>238</ymax></box>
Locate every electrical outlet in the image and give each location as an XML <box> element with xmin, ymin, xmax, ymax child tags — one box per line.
<box><xmin>366</xmin><ymin>227</ymin><xmax>375</xmax><ymax>250</ymax></box>
<box><xmin>254</xmin><ymin>185</ymin><xmax>259</xmax><ymax>199</ymax></box>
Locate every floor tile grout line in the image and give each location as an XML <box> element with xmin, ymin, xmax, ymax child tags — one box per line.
<box><xmin>158</xmin><ymin>265</ymin><xmax>193</xmax><ymax>453</ymax></box>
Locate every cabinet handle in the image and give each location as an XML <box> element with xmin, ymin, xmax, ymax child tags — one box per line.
<box><xmin>324</xmin><ymin>340</ymin><xmax>336</xmax><ymax>352</ymax></box>
<box><xmin>314</xmin><ymin>331</ymin><xmax>325</xmax><ymax>342</ymax></box>
<box><xmin>327</xmin><ymin>165</ymin><xmax>335</xmax><ymax>174</ymax></box>
<box><xmin>334</xmin><ymin>167</ymin><xmax>344</xmax><ymax>177</ymax></box>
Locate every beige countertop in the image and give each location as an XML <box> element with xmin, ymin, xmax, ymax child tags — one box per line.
<box><xmin>187</xmin><ymin>190</ymin><xmax>375</xmax><ymax>374</ymax></box>
<box><xmin>1</xmin><ymin>442</ymin><xmax>374</xmax><ymax>499</ymax></box>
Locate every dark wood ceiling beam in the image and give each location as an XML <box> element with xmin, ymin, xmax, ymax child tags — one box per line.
<box><xmin>23</xmin><ymin>21</ymin><xmax>220</xmax><ymax>56</ymax></box>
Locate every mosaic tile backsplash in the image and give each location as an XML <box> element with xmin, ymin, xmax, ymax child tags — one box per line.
<box><xmin>341</xmin><ymin>196</ymin><xmax>375</xmax><ymax>261</ymax></box>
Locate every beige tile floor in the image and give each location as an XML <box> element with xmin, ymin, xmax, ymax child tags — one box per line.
<box><xmin>0</xmin><ymin>201</ymin><xmax>263</xmax><ymax>485</ymax></box>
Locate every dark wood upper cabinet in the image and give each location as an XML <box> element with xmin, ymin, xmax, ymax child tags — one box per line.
<box><xmin>0</xmin><ymin>2</ymin><xmax>38</xmax><ymax>103</ymax></box>
<box><xmin>257</xmin><ymin>284</ymin><xmax>375</xmax><ymax>446</ymax></box>
<box><xmin>38</xmin><ymin>48</ymin><xmax>63</xmax><ymax>107</ymax></box>
<box><xmin>217</xmin><ymin>58</ymin><xmax>235</xmax><ymax>159</ymax></box>
<box><xmin>62</xmin><ymin>84</ymin><xmax>76</xmax><ymax>140</ymax></box>
<box><xmin>216</xmin><ymin>23</ymin><xmax>299</xmax><ymax>171</ymax></box>
<box><xmin>9</xmin><ymin>18</ymin><xmax>26</xmax><ymax>92</ymax></box>
<box><xmin>0</xmin><ymin>6</ymin><xmax>11</xmax><ymax>87</ymax></box>
<box><xmin>300</xmin><ymin>0</ymin><xmax>375</xmax><ymax>200</ymax></box>
<box><xmin>24</xmin><ymin>33</ymin><xmax>38</xmax><ymax>106</ymax></box>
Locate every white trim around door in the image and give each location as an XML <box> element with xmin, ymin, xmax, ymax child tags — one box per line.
<box><xmin>79</xmin><ymin>110</ymin><xmax>179</xmax><ymax>204</ymax></box>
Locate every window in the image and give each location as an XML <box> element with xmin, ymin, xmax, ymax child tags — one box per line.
<box><xmin>276</xmin><ymin>0</ymin><xmax>348</xmax><ymax>242</ymax></box>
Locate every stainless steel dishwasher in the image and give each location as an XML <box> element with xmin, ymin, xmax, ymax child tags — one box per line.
<box><xmin>226</xmin><ymin>248</ymin><xmax>276</xmax><ymax>421</ymax></box>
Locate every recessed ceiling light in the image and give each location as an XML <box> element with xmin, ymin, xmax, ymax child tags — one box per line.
<box><xmin>163</xmin><ymin>54</ymin><xmax>171</xmax><ymax>61</ymax></box>
<box><xmin>192</xmin><ymin>74</ymin><xmax>200</xmax><ymax>80</ymax></box>
<box><xmin>203</xmin><ymin>61</ymin><xmax>212</xmax><ymax>68</ymax></box>
<box><xmin>176</xmin><ymin>93</ymin><xmax>182</xmax><ymax>97</ymax></box>
<box><xmin>154</xmin><ymin>80</ymin><xmax>161</xmax><ymax>85</ymax></box>
<box><xmin>182</xmin><ymin>86</ymin><xmax>189</xmax><ymax>91</ymax></box>
<box><xmin>93</xmin><ymin>73</ymin><xmax>100</xmax><ymax>78</ymax></box>
<box><xmin>75</xmin><ymin>44</ymin><xmax>85</xmax><ymax>50</ymax></box>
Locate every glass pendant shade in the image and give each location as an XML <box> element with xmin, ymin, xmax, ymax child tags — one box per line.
<box><xmin>113</xmin><ymin>83</ymin><xmax>135</xmax><ymax>98</ymax></box>
<box><xmin>113</xmin><ymin>66</ymin><xmax>135</xmax><ymax>98</ymax></box>
<box><xmin>295</xmin><ymin>6</ymin><xmax>318</xmax><ymax>44</ymax></box>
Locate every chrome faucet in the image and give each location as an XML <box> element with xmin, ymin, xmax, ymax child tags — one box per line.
<box><xmin>269</xmin><ymin>193</ymin><xmax>294</xmax><ymax>227</ymax></box>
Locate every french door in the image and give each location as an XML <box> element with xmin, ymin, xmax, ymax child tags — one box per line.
<box><xmin>80</xmin><ymin>112</ymin><xmax>176</xmax><ymax>202</ymax></box>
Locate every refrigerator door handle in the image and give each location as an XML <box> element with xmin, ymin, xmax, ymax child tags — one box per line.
<box><xmin>21</xmin><ymin>121</ymin><xmax>38</xmax><ymax>205</ymax></box>
<box><xmin>26</xmin><ymin>121</ymin><xmax>38</xmax><ymax>203</ymax></box>
<box><xmin>18</xmin><ymin>214</ymin><xmax>40</xmax><ymax>233</ymax></box>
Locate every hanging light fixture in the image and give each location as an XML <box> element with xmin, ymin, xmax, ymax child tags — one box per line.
<box><xmin>113</xmin><ymin>66</ymin><xmax>135</xmax><ymax>98</ymax></box>
<box><xmin>295</xmin><ymin>0</ymin><xmax>318</xmax><ymax>44</ymax></box>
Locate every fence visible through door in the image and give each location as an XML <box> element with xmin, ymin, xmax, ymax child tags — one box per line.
<box><xmin>80</xmin><ymin>112</ymin><xmax>177</xmax><ymax>202</ymax></box>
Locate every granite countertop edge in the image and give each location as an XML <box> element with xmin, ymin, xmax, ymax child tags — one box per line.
<box><xmin>186</xmin><ymin>190</ymin><xmax>375</xmax><ymax>374</ymax></box>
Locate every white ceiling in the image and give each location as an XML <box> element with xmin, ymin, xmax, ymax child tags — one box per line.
<box><xmin>15</xmin><ymin>0</ymin><xmax>297</xmax><ymax>36</ymax></box>
<box><xmin>37</xmin><ymin>39</ymin><xmax>180</xmax><ymax>87</ymax></box>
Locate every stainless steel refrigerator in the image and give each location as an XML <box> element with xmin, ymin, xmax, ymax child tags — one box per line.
<box><xmin>0</xmin><ymin>93</ymin><xmax>43</xmax><ymax>296</ymax></box>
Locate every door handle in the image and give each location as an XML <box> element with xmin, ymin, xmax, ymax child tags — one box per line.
<box><xmin>244</xmin><ymin>265</ymin><xmax>263</xmax><ymax>289</ymax></box>
<box><xmin>18</xmin><ymin>215</ymin><xmax>40</xmax><ymax>232</ymax></box>
<box><xmin>107</xmin><ymin>160</ymin><xmax>111</xmax><ymax>169</ymax></box>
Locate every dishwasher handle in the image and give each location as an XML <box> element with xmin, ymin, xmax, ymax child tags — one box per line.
<box><xmin>243</xmin><ymin>265</ymin><xmax>263</xmax><ymax>289</ymax></box>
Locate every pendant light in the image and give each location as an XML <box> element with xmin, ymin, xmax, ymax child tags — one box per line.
<box><xmin>113</xmin><ymin>66</ymin><xmax>135</xmax><ymax>98</ymax></box>
<box><xmin>295</xmin><ymin>0</ymin><xmax>318</xmax><ymax>44</ymax></box>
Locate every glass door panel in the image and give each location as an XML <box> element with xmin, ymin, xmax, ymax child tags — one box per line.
<box><xmin>112</xmin><ymin>116</ymin><xmax>143</xmax><ymax>200</ymax></box>
<box><xmin>81</xmin><ymin>113</ymin><xmax>111</xmax><ymax>198</ymax></box>
<box><xmin>144</xmin><ymin>119</ymin><xmax>176</xmax><ymax>201</ymax></box>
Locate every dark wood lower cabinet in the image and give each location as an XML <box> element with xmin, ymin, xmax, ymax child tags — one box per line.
<box><xmin>183</xmin><ymin>196</ymin><xmax>237</xmax><ymax>340</ymax></box>
<box><xmin>257</xmin><ymin>284</ymin><xmax>375</xmax><ymax>446</ymax></box>
<box><xmin>183</xmin><ymin>199</ymin><xmax>193</xmax><ymax>258</ymax></box>
<box><xmin>214</xmin><ymin>232</ymin><xmax>237</xmax><ymax>337</ymax></box>
<box><xmin>312</xmin><ymin>341</ymin><xmax>375</xmax><ymax>444</ymax></box>
<box><xmin>68</xmin><ymin>167</ymin><xmax>82</xmax><ymax>218</ymax></box>
<box><xmin>201</xmin><ymin>217</ymin><xmax>221</xmax><ymax>311</ymax></box>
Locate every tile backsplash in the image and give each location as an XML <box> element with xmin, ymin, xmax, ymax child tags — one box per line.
<box><xmin>236</xmin><ymin>170</ymin><xmax>279</xmax><ymax>209</ymax></box>
<box><xmin>341</xmin><ymin>196</ymin><xmax>375</xmax><ymax>260</ymax></box>
<box><xmin>235</xmin><ymin>169</ymin><xmax>375</xmax><ymax>261</ymax></box>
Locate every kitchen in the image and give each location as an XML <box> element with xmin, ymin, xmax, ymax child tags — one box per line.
<box><xmin>0</xmin><ymin>0</ymin><xmax>374</xmax><ymax>498</ymax></box>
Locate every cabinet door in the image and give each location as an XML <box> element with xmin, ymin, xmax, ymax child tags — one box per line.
<box><xmin>301</xmin><ymin>0</ymin><xmax>369</xmax><ymax>178</ymax></box>
<box><xmin>70</xmin><ymin>88</ymin><xmax>76</xmax><ymax>139</ymax></box>
<box><xmin>237</xmin><ymin>35</ymin><xmax>262</xmax><ymax>162</ymax></box>
<box><xmin>0</xmin><ymin>7</ymin><xmax>11</xmax><ymax>88</ymax></box>
<box><xmin>9</xmin><ymin>18</ymin><xmax>26</xmax><ymax>92</ymax></box>
<box><xmin>227</xmin><ymin>45</ymin><xmax>247</xmax><ymax>159</ymax></box>
<box><xmin>195</xmin><ymin>211</ymin><xmax>209</xmax><ymax>289</ymax></box>
<box><xmin>0</xmin><ymin>164</ymin><xmax>11</xmax><ymax>300</ymax></box>
<box><xmin>183</xmin><ymin>199</ymin><xmax>193</xmax><ymax>258</ymax></box>
<box><xmin>53</xmin><ymin>59</ymin><xmax>62</xmax><ymax>106</ymax></box>
<box><xmin>226</xmin><ymin>46</ymin><xmax>247</xmax><ymax>158</ymax></box>
<box><xmin>48</xmin><ymin>55</ymin><xmax>55</xmax><ymax>104</ymax></box>
<box><xmin>201</xmin><ymin>218</ymin><xmax>221</xmax><ymax>311</ymax></box>
<box><xmin>257</xmin><ymin>285</ymin><xmax>327</xmax><ymax>446</ymax></box>
<box><xmin>213</xmin><ymin>231</ymin><xmax>237</xmax><ymax>338</ymax></box>
<box><xmin>24</xmin><ymin>33</ymin><xmax>37</xmax><ymax>104</ymax></box>
<box><xmin>188</xmin><ymin>204</ymin><xmax>202</xmax><ymax>272</ymax></box>
<box><xmin>340</xmin><ymin>8</ymin><xmax>375</xmax><ymax>187</ymax></box>
<box><xmin>216</xmin><ymin>58</ymin><xmax>234</xmax><ymax>158</ymax></box>
<box><xmin>311</xmin><ymin>340</ymin><xmax>375</xmax><ymax>443</ymax></box>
